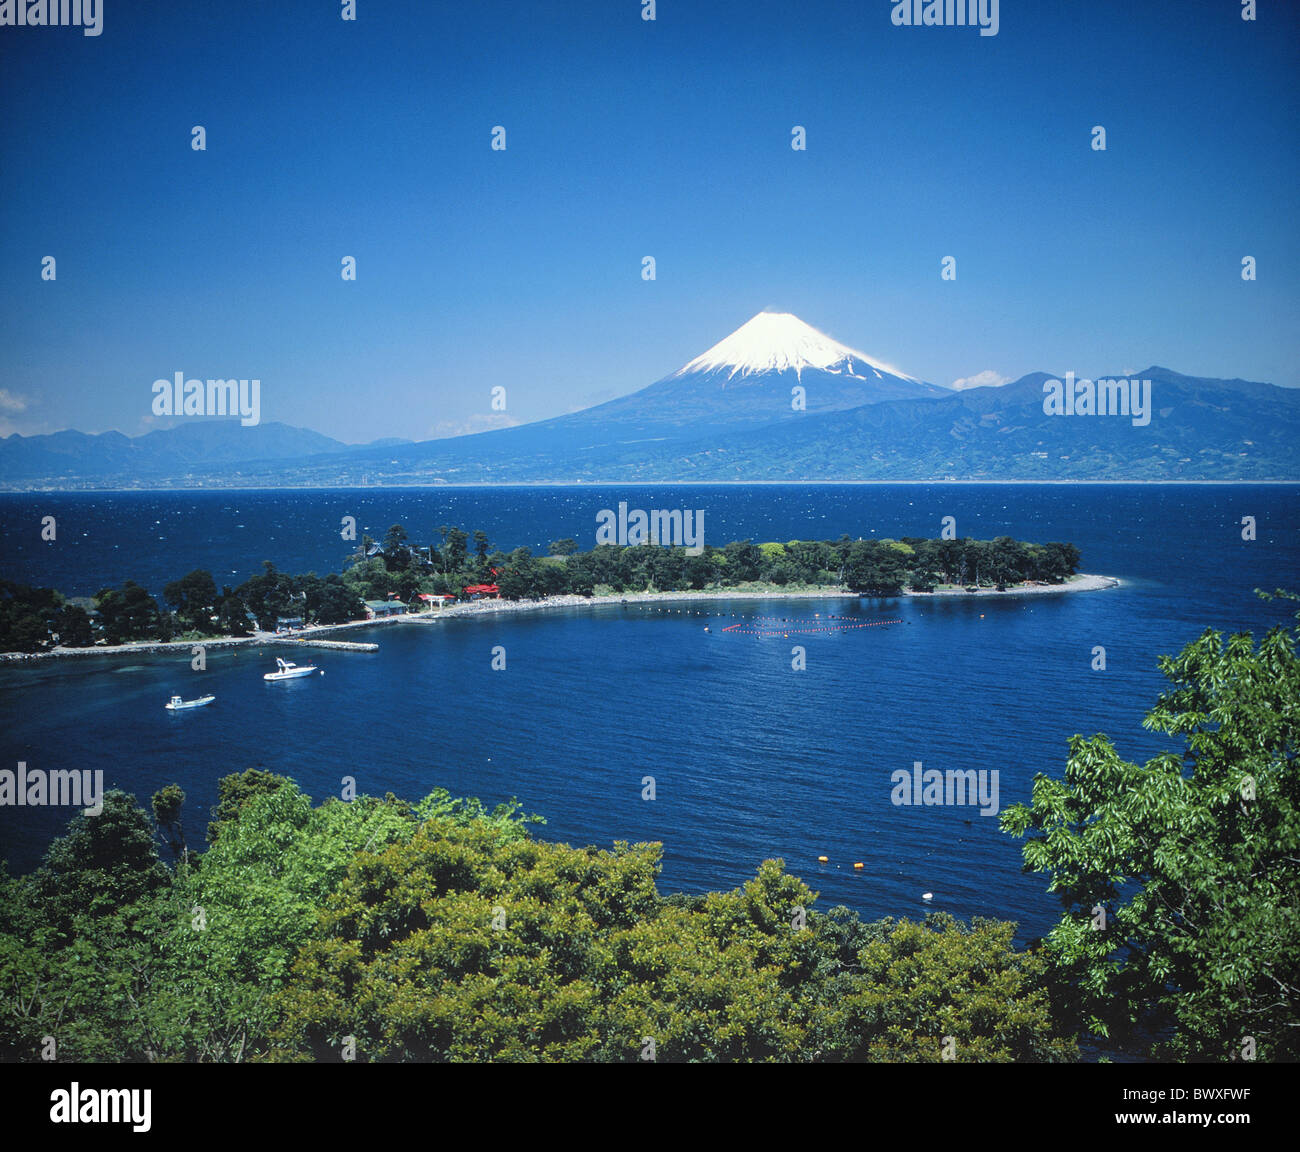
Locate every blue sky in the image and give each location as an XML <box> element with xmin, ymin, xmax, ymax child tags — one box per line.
<box><xmin>1</xmin><ymin>0</ymin><xmax>1296</xmax><ymax>443</ymax></box>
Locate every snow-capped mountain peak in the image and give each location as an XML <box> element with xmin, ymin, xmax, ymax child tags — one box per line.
<box><xmin>671</xmin><ymin>311</ymin><xmax>919</xmax><ymax>383</ymax></box>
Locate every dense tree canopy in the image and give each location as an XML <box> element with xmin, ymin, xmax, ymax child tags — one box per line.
<box><xmin>1002</xmin><ymin>615</ymin><xmax>1300</xmax><ymax>1061</ymax></box>
<box><xmin>95</xmin><ymin>581</ymin><xmax>167</xmax><ymax>644</ymax></box>
<box><xmin>0</xmin><ymin>775</ymin><xmax>1072</xmax><ymax>1063</ymax></box>
<box><xmin>162</xmin><ymin>569</ymin><xmax>219</xmax><ymax>631</ymax></box>
<box><xmin>0</xmin><ymin>581</ymin><xmax>64</xmax><ymax>652</ymax></box>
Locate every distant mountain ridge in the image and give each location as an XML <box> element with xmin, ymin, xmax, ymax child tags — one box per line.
<box><xmin>0</xmin><ymin>422</ymin><xmax>410</xmax><ymax>488</ymax></box>
<box><xmin>3</xmin><ymin>314</ymin><xmax>1296</xmax><ymax>487</ymax></box>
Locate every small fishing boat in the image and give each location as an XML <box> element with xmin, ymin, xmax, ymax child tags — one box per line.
<box><xmin>263</xmin><ymin>657</ymin><xmax>319</xmax><ymax>681</ymax></box>
<box><xmin>165</xmin><ymin>694</ymin><xmax>215</xmax><ymax>710</ymax></box>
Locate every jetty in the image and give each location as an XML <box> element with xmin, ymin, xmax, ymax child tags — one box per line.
<box><xmin>281</xmin><ymin>638</ymin><xmax>379</xmax><ymax>653</ymax></box>
<box><xmin>3</xmin><ymin>629</ymin><xmax>382</xmax><ymax>662</ymax></box>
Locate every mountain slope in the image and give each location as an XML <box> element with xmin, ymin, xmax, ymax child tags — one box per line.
<box><xmin>608</xmin><ymin>365</ymin><xmax>1300</xmax><ymax>482</ymax></box>
<box><xmin>323</xmin><ymin>312</ymin><xmax>947</xmax><ymax>471</ymax></box>
<box><xmin>526</xmin><ymin>311</ymin><xmax>945</xmax><ymax>443</ymax></box>
<box><xmin>3</xmin><ymin>313</ymin><xmax>1296</xmax><ymax>486</ymax></box>
<box><xmin>1</xmin><ymin>422</ymin><xmax>354</xmax><ymax>486</ymax></box>
<box><xmin>276</xmin><ymin>364</ymin><xmax>1296</xmax><ymax>484</ymax></box>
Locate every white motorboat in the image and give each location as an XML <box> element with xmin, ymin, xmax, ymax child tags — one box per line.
<box><xmin>165</xmin><ymin>694</ymin><xmax>215</xmax><ymax>710</ymax></box>
<box><xmin>263</xmin><ymin>657</ymin><xmax>319</xmax><ymax>681</ymax></box>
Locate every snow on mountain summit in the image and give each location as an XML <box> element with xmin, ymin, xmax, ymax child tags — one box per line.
<box><xmin>671</xmin><ymin>311</ymin><xmax>920</xmax><ymax>383</ymax></box>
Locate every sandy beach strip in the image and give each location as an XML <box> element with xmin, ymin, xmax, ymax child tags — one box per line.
<box><xmin>2</xmin><ymin>574</ymin><xmax>1119</xmax><ymax>661</ymax></box>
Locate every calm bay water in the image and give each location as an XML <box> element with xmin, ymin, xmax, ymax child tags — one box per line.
<box><xmin>1</xmin><ymin>484</ymin><xmax>1297</xmax><ymax>942</ymax></box>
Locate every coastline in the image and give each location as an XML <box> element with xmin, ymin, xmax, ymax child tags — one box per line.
<box><xmin>1</xmin><ymin>574</ymin><xmax>1120</xmax><ymax>662</ymax></box>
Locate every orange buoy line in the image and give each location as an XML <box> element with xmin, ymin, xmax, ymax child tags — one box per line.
<box><xmin>719</xmin><ymin>618</ymin><xmax>902</xmax><ymax>637</ymax></box>
<box><xmin>721</xmin><ymin>615</ymin><xmax>901</xmax><ymax>626</ymax></box>
<box><xmin>626</xmin><ymin>605</ymin><xmax>905</xmax><ymax>636</ymax></box>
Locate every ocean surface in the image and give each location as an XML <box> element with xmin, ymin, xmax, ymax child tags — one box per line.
<box><xmin>1</xmin><ymin>484</ymin><xmax>1297</xmax><ymax>942</ymax></box>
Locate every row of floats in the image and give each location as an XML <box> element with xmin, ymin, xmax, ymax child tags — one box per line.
<box><xmin>816</xmin><ymin>854</ymin><xmax>933</xmax><ymax>901</ymax></box>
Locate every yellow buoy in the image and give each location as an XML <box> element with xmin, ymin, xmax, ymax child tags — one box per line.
<box><xmin>817</xmin><ymin>855</ymin><xmax>828</xmax><ymax>863</ymax></box>
<box><xmin>853</xmin><ymin>862</ymin><xmax>864</xmax><ymax>870</ymax></box>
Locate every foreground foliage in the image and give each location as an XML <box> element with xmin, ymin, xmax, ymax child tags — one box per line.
<box><xmin>1</xmin><ymin>773</ymin><xmax>1071</xmax><ymax>1063</ymax></box>
<box><xmin>1002</xmin><ymin>616</ymin><xmax>1300</xmax><ymax>1061</ymax></box>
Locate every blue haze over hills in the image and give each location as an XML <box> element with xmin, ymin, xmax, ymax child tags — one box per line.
<box><xmin>3</xmin><ymin>314</ymin><xmax>1297</xmax><ymax>487</ymax></box>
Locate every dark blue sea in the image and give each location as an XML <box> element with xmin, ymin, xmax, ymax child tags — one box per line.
<box><xmin>1</xmin><ymin>484</ymin><xmax>1296</xmax><ymax>942</ymax></box>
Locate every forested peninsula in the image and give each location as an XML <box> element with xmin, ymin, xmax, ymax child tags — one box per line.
<box><xmin>0</xmin><ymin>528</ymin><xmax>1082</xmax><ymax>654</ymax></box>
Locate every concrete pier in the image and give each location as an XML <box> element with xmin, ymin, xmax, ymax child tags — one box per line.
<box><xmin>280</xmin><ymin>638</ymin><xmax>379</xmax><ymax>652</ymax></box>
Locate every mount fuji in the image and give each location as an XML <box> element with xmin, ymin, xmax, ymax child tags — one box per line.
<box><xmin>496</xmin><ymin>311</ymin><xmax>947</xmax><ymax>449</ymax></box>
<box><xmin>672</xmin><ymin>310</ymin><xmax>925</xmax><ymax>383</ymax></box>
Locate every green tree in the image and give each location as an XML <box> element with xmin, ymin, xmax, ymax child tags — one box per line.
<box><xmin>30</xmin><ymin>790</ymin><xmax>172</xmax><ymax>944</ymax></box>
<box><xmin>549</xmin><ymin>538</ymin><xmax>578</xmax><ymax>557</ymax></box>
<box><xmin>1002</xmin><ymin>621</ymin><xmax>1300</xmax><ymax>1061</ymax></box>
<box><xmin>301</xmin><ymin>572</ymin><xmax>364</xmax><ymax>625</ymax></box>
<box><xmin>444</xmin><ymin>528</ymin><xmax>468</xmax><ymax>573</ymax></box>
<box><xmin>151</xmin><ymin>784</ymin><xmax>188</xmax><ymax>863</ymax></box>
<box><xmin>0</xmin><ymin>581</ymin><xmax>63</xmax><ymax>651</ymax></box>
<box><xmin>216</xmin><ymin>593</ymin><xmax>253</xmax><ymax>636</ymax></box>
<box><xmin>987</xmin><ymin>536</ymin><xmax>1022</xmax><ymax>585</ymax></box>
<box><xmin>497</xmin><ymin>548</ymin><xmax>543</xmax><ymax>600</ymax></box>
<box><xmin>95</xmin><ymin>581</ymin><xmax>162</xmax><ymax>644</ymax></box>
<box><xmin>0</xmin><ymin>778</ymin><xmax>1074</xmax><ymax>1063</ymax></box>
<box><xmin>233</xmin><ymin>563</ymin><xmax>298</xmax><ymax>632</ymax></box>
<box><xmin>6</xmin><ymin>611</ymin><xmax>49</xmax><ymax>652</ymax></box>
<box><xmin>340</xmin><ymin>556</ymin><xmax>394</xmax><ymax>602</ymax></box>
<box><xmin>908</xmin><ymin>566</ymin><xmax>939</xmax><ymax>593</ymax></box>
<box><xmin>684</xmin><ymin>554</ymin><xmax>714</xmax><ymax>590</ymax></box>
<box><xmin>382</xmin><ymin>525</ymin><xmax>411</xmax><ymax>572</ymax></box>
<box><xmin>1036</xmin><ymin>542</ymin><xmax>1081</xmax><ymax>582</ymax></box>
<box><xmin>722</xmin><ymin>540</ymin><xmax>762</xmax><ymax>583</ymax></box>
<box><xmin>0</xmin><ymin>859</ymin><xmax>180</xmax><ymax>1062</ymax></box>
<box><xmin>844</xmin><ymin>541</ymin><xmax>906</xmax><ymax>596</ymax></box>
<box><xmin>207</xmin><ymin>768</ymin><xmax>290</xmax><ymax>844</ymax></box>
<box><xmin>827</xmin><ymin>912</ymin><xmax>1076</xmax><ymax>1062</ymax></box>
<box><xmin>163</xmin><ymin>780</ymin><xmax>421</xmax><ymax>1060</ymax></box>
<box><xmin>393</xmin><ymin>570</ymin><xmax>421</xmax><ymax>605</ymax></box>
<box><xmin>162</xmin><ymin>569</ymin><xmax>219</xmax><ymax>631</ymax></box>
<box><xmin>55</xmin><ymin>603</ymin><xmax>95</xmax><ymax>647</ymax></box>
<box><xmin>473</xmin><ymin>530</ymin><xmax>491</xmax><ymax>573</ymax></box>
